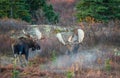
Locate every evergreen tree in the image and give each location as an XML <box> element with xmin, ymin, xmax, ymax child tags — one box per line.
<box><xmin>0</xmin><ymin>0</ymin><xmax>11</xmax><ymax>17</ymax></box>
<box><xmin>42</xmin><ymin>4</ymin><xmax>59</xmax><ymax>24</ymax></box>
<box><xmin>0</xmin><ymin>0</ymin><xmax>59</xmax><ymax>24</ymax></box>
<box><xmin>26</xmin><ymin>0</ymin><xmax>59</xmax><ymax>24</ymax></box>
<box><xmin>0</xmin><ymin>0</ymin><xmax>31</xmax><ymax>22</ymax></box>
<box><xmin>76</xmin><ymin>0</ymin><xmax>120</xmax><ymax>23</ymax></box>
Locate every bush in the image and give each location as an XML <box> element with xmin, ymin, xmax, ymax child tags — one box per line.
<box><xmin>0</xmin><ymin>35</ymin><xmax>13</xmax><ymax>55</ymax></box>
<box><xmin>0</xmin><ymin>18</ymin><xmax>29</xmax><ymax>33</ymax></box>
<box><xmin>0</xmin><ymin>18</ymin><xmax>29</xmax><ymax>55</ymax></box>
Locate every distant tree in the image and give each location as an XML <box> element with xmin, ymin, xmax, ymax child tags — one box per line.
<box><xmin>76</xmin><ymin>0</ymin><xmax>120</xmax><ymax>42</ymax></box>
<box><xmin>0</xmin><ymin>0</ymin><xmax>9</xmax><ymax>17</ymax></box>
<box><xmin>42</xmin><ymin>4</ymin><xmax>59</xmax><ymax>24</ymax></box>
<box><xmin>76</xmin><ymin>0</ymin><xmax>120</xmax><ymax>23</ymax></box>
<box><xmin>0</xmin><ymin>0</ymin><xmax>59</xmax><ymax>24</ymax></box>
<box><xmin>0</xmin><ymin>0</ymin><xmax>31</xmax><ymax>22</ymax></box>
<box><xmin>26</xmin><ymin>0</ymin><xmax>59</xmax><ymax>24</ymax></box>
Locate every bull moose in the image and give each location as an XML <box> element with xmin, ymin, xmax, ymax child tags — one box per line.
<box><xmin>12</xmin><ymin>35</ymin><xmax>41</xmax><ymax>66</ymax></box>
<box><xmin>56</xmin><ymin>28</ymin><xmax>85</xmax><ymax>54</ymax></box>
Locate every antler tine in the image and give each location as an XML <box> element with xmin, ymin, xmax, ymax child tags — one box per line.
<box><xmin>22</xmin><ymin>29</ymin><xmax>26</xmax><ymax>34</ymax></box>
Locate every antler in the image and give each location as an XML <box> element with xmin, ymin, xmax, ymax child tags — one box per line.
<box><xmin>22</xmin><ymin>27</ymin><xmax>42</xmax><ymax>41</ymax></box>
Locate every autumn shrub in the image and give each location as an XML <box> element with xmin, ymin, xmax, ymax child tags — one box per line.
<box><xmin>66</xmin><ymin>71</ymin><xmax>74</xmax><ymax>78</ymax></box>
<box><xmin>0</xmin><ymin>35</ymin><xmax>13</xmax><ymax>55</ymax></box>
<box><xmin>0</xmin><ymin>18</ymin><xmax>29</xmax><ymax>33</ymax></box>
<box><xmin>50</xmin><ymin>50</ymin><xmax>57</xmax><ymax>62</ymax></box>
<box><xmin>83</xmin><ymin>21</ymin><xmax>120</xmax><ymax>46</ymax></box>
<box><xmin>12</xmin><ymin>57</ymin><xmax>20</xmax><ymax>78</ymax></box>
<box><xmin>105</xmin><ymin>59</ymin><xmax>111</xmax><ymax>71</ymax></box>
<box><xmin>110</xmin><ymin>49</ymin><xmax>120</xmax><ymax>64</ymax></box>
<box><xmin>96</xmin><ymin>25</ymin><xmax>120</xmax><ymax>46</ymax></box>
<box><xmin>0</xmin><ymin>18</ymin><xmax>29</xmax><ymax>55</ymax></box>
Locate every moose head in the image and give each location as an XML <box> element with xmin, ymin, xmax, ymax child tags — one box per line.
<box><xmin>12</xmin><ymin>27</ymin><xmax>42</xmax><ymax>67</ymax></box>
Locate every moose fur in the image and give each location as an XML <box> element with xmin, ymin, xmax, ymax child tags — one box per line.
<box><xmin>12</xmin><ymin>36</ymin><xmax>41</xmax><ymax>66</ymax></box>
<box><xmin>56</xmin><ymin>28</ymin><xmax>85</xmax><ymax>54</ymax></box>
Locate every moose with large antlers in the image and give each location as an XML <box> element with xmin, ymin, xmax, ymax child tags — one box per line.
<box><xmin>56</xmin><ymin>28</ymin><xmax>85</xmax><ymax>54</ymax></box>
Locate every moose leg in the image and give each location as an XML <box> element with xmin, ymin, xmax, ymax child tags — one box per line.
<box><xmin>66</xmin><ymin>49</ymin><xmax>71</xmax><ymax>55</ymax></box>
<box><xmin>21</xmin><ymin>55</ymin><xmax>28</xmax><ymax>67</ymax></box>
<box><xmin>18</xmin><ymin>54</ymin><xmax>24</xmax><ymax>67</ymax></box>
<box><xmin>24</xmin><ymin>49</ymin><xmax>29</xmax><ymax>66</ymax></box>
<box><xmin>18</xmin><ymin>54</ymin><xmax>28</xmax><ymax>67</ymax></box>
<box><xmin>72</xmin><ymin>43</ymin><xmax>80</xmax><ymax>54</ymax></box>
<box><xmin>65</xmin><ymin>44</ymin><xmax>73</xmax><ymax>55</ymax></box>
<box><xmin>24</xmin><ymin>56</ymin><xmax>28</xmax><ymax>66</ymax></box>
<box><xmin>18</xmin><ymin>45</ymin><xmax>24</xmax><ymax>67</ymax></box>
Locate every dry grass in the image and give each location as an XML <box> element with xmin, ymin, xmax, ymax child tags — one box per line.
<box><xmin>0</xmin><ymin>53</ymin><xmax>120</xmax><ymax>78</ymax></box>
<box><xmin>0</xmin><ymin>18</ymin><xmax>120</xmax><ymax>78</ymax></box>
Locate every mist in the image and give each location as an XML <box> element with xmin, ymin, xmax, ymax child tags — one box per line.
<box><xmin>40</xmin><ymin>48</ymin><xmax>105</xmax><ymax>72</ymax></box>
